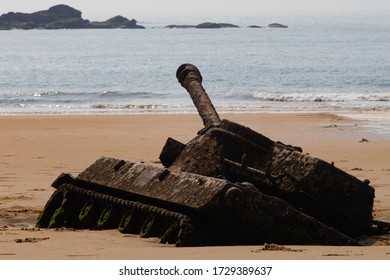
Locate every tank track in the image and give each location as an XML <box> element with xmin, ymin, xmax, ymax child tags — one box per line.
<box><xmin>36</xmin><ymin>183</ymin><xmax>213</xmax><ymax>246</ymax></box>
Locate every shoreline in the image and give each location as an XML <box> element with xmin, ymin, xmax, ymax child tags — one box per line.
<box><xmin>1</xmin><ymin>112</ymin><xmax>389</xmax><ymax>259</ymax></box>
<box><xmin>2</xmin><ymin>110</ymin><xmax>390</xmax><ymax>137</ymax></box>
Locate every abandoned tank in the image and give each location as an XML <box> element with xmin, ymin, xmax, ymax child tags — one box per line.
<box><xmin>36</xmin><ymin>63</ymin><xmax>388</xmax><ymax>246</ymax></box>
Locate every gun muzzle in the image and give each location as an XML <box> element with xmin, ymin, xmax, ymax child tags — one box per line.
<box><xmin>176</xmin><ymin>64</ymin><xmax>221</xmax><ymax>128</ymax></box>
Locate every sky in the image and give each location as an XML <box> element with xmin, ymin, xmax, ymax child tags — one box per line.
<box><xmin>1</xmin><ymin>0</ymin><xmax>390</xmax><ymax>21</ymax></box>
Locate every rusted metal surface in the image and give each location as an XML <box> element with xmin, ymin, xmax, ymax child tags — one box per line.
<box><xmin>176</xmin><ymin>63</ymin><xmax>221</xmax><ymax>128</ymax></box>
<box><xmin>162</xmin><ymin>63</ymin><xmax>376</xmax><ymax>238</ymax></box>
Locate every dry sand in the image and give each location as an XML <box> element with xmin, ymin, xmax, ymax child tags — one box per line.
<box><xmin>1</xmin><ymin>113</ymin><xmax>389</xmax><ymax>260</ymax></box>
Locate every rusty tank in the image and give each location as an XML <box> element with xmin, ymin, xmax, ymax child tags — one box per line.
<box><xmin>161</xmin><ymin>64</ymin><xmax>380</xmax><ymax>239</ymax></box>
<box><xmin>36</xmin><ymin>63</ymin><xmax>387</xmax><ymax>246</ymax></box>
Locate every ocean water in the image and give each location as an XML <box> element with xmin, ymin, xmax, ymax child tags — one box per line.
<box><xmin>1</xmin><ymin>13</ymin><xmax>390</xmax><ymax>131</ymax></box>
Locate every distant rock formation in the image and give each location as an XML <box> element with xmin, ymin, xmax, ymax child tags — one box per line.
<box><xmin>87</xmin><ymin>15</ymin><xmax>144</xmax><ymax>29</ymax></box>
<box><xmin>1</xmin><ymin>6</ymin><xmax>287</xmax><ymax>31</ymax></box>
<box><xmin>165</xmin><ymin>24</ymin><xmax>196</xmax><ymax>29</ymax></box>
<box><xmin>195</xmin><ymin>22</ymin><xmax>239</xmax><ymax>29</ymax></box>
<box><xmin>247</xmin><ymin>25</ymin><xmax>264</xmax><ymax>28</ymax></box>
<box><xmin>217</xmin><ymin>23</ymin><xmax>239</xmax><ymax>28</ymax></box>
<box><xmin>166</xmin><ymin>22</ymin><xmax>289</xmax><ymax>29</ymax></box>
<box><xmin>0</xmin><ymin>4</ymin><xmax>144</xmax><ymax>30</ymax></box>
<box><xmin>267</xmin><ymin>23</ymin><xmax>288</xmax><ymax>28</ymax></box>
<box><xmin>0</xmin><ymin>4</ymin><xmax>87</xmax><ymax>29</ymax></box>
<box><xmin>165</xmin><ymin>22</ymin><xmax>240</xmax><ymax>29</ymax></box>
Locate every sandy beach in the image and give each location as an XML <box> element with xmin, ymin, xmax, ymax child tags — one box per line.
<box><xmin>1</xmin><ymin>113</ymin><xmax>390</xmax><ymax>260</ymax></box>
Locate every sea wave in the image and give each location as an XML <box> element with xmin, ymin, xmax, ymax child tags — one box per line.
<box><xmin>251</xmin><ymin>92</ymin><xmax>390</xmax><ymax>102</ymax></box>
<box><xmin>92</xmin><ymin>104</ymin><xmax>169</xmax><ymax>110</ymax></box>
<box><xmin>90</xmin><ymin>103</ymin><xmax>197</xmax><ymax>114</ymax></box>
<box><xmin>100</xmin><ymin>91</ymin><xmax>163</xmax><ymax>99</ymax></box>
<box><xmin>2</xmin><ymin>90</ymin><xmax>390</xmax><ymax>114</ymax></box>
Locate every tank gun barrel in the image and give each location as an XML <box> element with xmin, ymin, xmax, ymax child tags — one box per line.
<box><xmin>176</xmin><ymin>64</ymin><xmax>221</xmax><ymax>128</ymax></box>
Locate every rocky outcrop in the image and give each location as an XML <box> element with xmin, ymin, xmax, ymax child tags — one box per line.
<box><xmin>165</xmin><ymin>24</ymin><xmax>195</xmax><ymax>29</ymax></box>
<box><xmin>0</xmin><ymin>6</ymin><xmax>286</xmax><ymax>31</ymax></box>
<box><xmin>195</xmin><ymin>22</ymin><xmax>221</xmax><ymax>29</ymax></box>
<box><xmin>165</xmin><ymin>22</ymin><xmax>240</xmax><ymax>29</ymax></box>
<box><xmin>166</xmin><ymin>22</ymin><xmax>288</xmax><ymax>29</ymax></box>
<box><xmin>87</xmin><ymin>15</ymin><xmax>144</xmax><ymax>29</ymax></box>
<box><xmin>267</xmin><ymin>23</ymin><xmax>288</xmax><ymax>28</ymax></box>
<box><xmin>0</xmin><ymin>4</ymin><xmax>144</xmax><ymax>30</ymax></box>
<box><xmin>247</xmin><ymin>25</ymin><xmax>264</xmax><ymax>28</ymax></box>
<box><xmin>195</xmin><ymin>22</ymin><xmax>239</xmax><ymax>29</ymax></box>
<box><xmin>0</xmin><ymin>4</ymin><xmax>87</xmax><ymax>29</ymax></box>
<box><xmin>218</xmin><ymin>23</ymin><xmax>239</xmax><ymax>28</ymax></box>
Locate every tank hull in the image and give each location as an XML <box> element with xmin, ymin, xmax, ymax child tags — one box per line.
<box><xmin>37</xmin><ymin>156</ymin><xmax>359</xmax><ymax>246</ymax></box>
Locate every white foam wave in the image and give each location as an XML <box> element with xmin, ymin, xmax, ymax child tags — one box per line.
<box><xmin>251</xmin><ymin>92</ymin><xmax>390</xmax><ymax>102</ymax></box>
<box><xmin>92</xmin><ymin>104</ymin><xmax>169</xmax><ymax>110</ymax></box>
